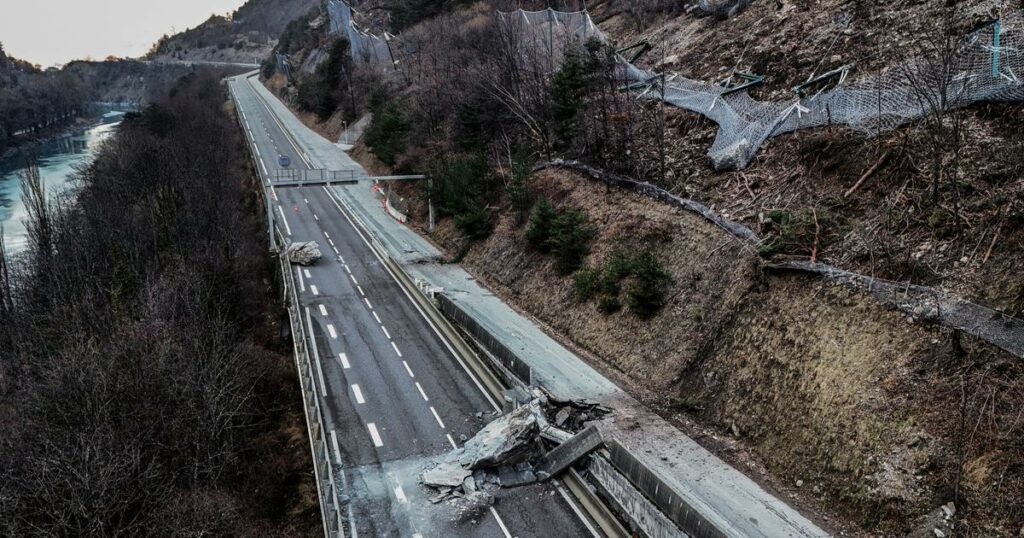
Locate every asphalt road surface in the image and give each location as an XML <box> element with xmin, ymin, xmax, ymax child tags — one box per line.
<box><xmin>228</xmin><ymin>76</ymin><xmax>598</xmax><ymax>538</ymax></box>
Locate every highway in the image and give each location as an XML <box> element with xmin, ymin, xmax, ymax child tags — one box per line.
<box><xmin>227</xmin><ymin>76</ymin><xmax>598</xmax><ymax>537</ymax></box>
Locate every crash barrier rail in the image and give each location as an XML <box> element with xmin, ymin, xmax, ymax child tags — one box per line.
<box><xmin>231</xmin><ymin>80</ymin><xmax>344</xmax><ymax>538</ymax></box>
<box><xmin>606</xmin><ymin>440</ymin><xmax>726</xmax><ymax>538</ymax></box>
<box><xmin>277</xmin><ymin>230</ymin><xmax>347</xmax><ymax>538</ymax></box>
<box><xmin>435</xmin><ymin>294</ymin><xmax>535</xmax><ymax>388</ymax></box>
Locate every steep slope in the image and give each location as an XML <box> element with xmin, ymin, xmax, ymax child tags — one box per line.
<box><xmin>147</xmin><ymin>0</ymin><xmax>319</xmax><ymax>64</ymax></box>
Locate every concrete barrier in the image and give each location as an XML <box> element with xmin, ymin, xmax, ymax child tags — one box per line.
<box><xmin>436</xmin><ymin>293</ymin><xmax>533</xmax><ymax>386</ymax></box>
<box><xmin>589</xmin><ymin>455</ymin><xmax>689</xmax><ymax>538</ymax></box>
<box><xmin>606</xmin><ymin>440</ymin><xmax>727</xmax><ymax>538</ymax></box>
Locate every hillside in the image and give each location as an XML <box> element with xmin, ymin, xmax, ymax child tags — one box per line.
<box><xmin>147</xmin><ymin>0</ymin><xmax>318</xmax><ymax>64</ymax></box>
<box><xmin>263</xmin><ymin>1</ymin><xmax>1024</xmax><ymax>535</ymax></box>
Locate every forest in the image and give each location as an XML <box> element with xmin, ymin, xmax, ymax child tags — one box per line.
<box><xmin>0</xmin><ymin>70</ymin><xmax>317</xmax><ymax>537</ymax></box>
<box><xmin>0</xmin><ymin>43</ymin><xmax>89</xmax><ymax>152</ymax></box>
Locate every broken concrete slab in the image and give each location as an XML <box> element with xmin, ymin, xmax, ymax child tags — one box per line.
<box><xmin>422</xmin><ymin>457</ymin><xmax>472</xmax><ymax>488</ymax></box>
<box><xmin>535</xmin><ymin>424</ymin><xmax>603</xmax><ymax>481</ymax></box>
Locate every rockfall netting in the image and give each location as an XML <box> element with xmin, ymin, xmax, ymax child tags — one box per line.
<box><xmin>326</xmin><ymin>0</ymin><xmax>393</xmax><ymax>67</ymax></box>
<box><xmin>497</xmin><ymin>7</ymin><xmax>1024</xmax><ymax>169</ymax></box>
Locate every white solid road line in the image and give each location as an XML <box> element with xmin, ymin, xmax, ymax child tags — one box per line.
<box><xmin>327</xmin><ymin>324</ymin><xmax>338</xmax><ymax>339</ymax></box>
<box><xmin>367</xmin><ymin>423</ymin><xmax>384</xmax><ymax>447</ymax></box>
<box><xmin>415</xmin><ymin>382</ymin><xmax>429</xmax><ymax>401</ymax></box>
<box><xmin>276</xmin><ymin>205</ymin><xmax>292</xmax><ymax>235</ymax></box>
<box><xmin>446</xmin><ymin>434</ymin><xmax>457</xmax><ymax>449</ymax></box>
<box><xmin>310</xmin><ymin>285</ymin><xmax>319</xmax><ymax>296</ymax></box>
<box><xmin>381</xmin><ymin>325</ymin><xmax>392</xmax><ymax>340</ymax></box>
<box><xmin>403</xmin><ymin>361</ymin><xmax>415</xmax><ymax>378</ymax></box>
<box><xmin>339</xmin><ymin>353</ymin><xmax>350</xmax><ymax>369</ymax></box>
<box><xmin>319</xmin><ymin>304</ymin><xmax>328</xmax><ymax>316</ymax></box>
<box><xmin>391</xmin><ymin>342</ymin><xmax>402</xmax><ymax>357</ymax></box>
<box><xmin>305</xmin><ymin>308</ymin><xmax>327</xmax><ymax>398</ymax></box>
<box><xmin>351</xmin><ymin>384</ymin><xmax>365</xmax><ymax>404</ymax></box>
<box><xmin>430</xmin><ymin>406</ymin><xmax>446</xmax><ymax>429</ymax></box>
<box><xmin>491</xmin><ymin>508</ymin><xmax>513</xmax><ymax>538</ymax></box>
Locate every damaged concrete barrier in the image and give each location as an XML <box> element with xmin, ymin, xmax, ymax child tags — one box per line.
<box><xmin>535</xmin><ymin>425</ymin><xmax>603</xmax><ymax>481</ymax></box>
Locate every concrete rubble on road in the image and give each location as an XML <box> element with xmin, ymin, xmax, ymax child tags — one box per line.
<box><xmin>285</xmin><ymin>241</ymin><xmax>322</xmax><ymax>265</ymax></box>
<box><xmin>421</xmin><ymin>396</ymin><xmax>604</xmax><ymax>504</ymax></box>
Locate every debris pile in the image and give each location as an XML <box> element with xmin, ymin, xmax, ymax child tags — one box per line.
<box><xmin>421</xmin><ymin>397</ymin><xmax>606</xmax><ymax>505</ymax></box>
<box><xmin>286</xmin><ymin>241</ymin><xmax>322</xmax><ymax>265</ymax></box>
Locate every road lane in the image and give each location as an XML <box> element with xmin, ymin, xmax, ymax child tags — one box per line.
<box><xmin>228</xmin><ymin>75</ymin><xmax>595</xmax><ymax>538</ymax></box>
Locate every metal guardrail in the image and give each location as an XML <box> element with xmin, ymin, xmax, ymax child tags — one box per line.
<box><xmin>231</xmin><ymin>83</ymin><xmax>345</xmax><ymax>538</ymax></box>
<box><xmin>276</xmin><ymin>229</ymin><xmax>347</xmax><ymax>538</ymax></box>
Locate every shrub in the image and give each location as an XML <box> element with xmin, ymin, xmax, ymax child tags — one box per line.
<box><xmin>625</xmin><ymin>249</ymin><xmax>674</xmax><ymax>318</ymax></box>
<box><xmin>526</xmin><ymin>198</ymin><xmax>556</xmax><ymax>251</ymax></box>
<box><xmin>505</xmin><ymin>161</ymin><xmax>533</xmax><ymax>227</ymax></box>
<box><xmin>573</xmin><ymin>266</ymin><xmax>602</xmax><ymax>300</ymax></box>
<box><xmin>364</xmin><ymin>103</ymin><xmax>410</xmax><ymax>166</ymax></box>
<box><xmin>429</xmin><ymin>155</ymin><xmax>494</xmax><ymax>239</ymax></box>
<box><xmin>549</xmin><ymin>208</ymin><xmax>595</xmax><ymax>275</ymax></box>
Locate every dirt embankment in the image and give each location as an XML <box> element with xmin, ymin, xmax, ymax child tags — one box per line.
<box><xmin>391</xmin><ymin>166</ymin><xmax>1023</xmax><ymax>536</ymax></box>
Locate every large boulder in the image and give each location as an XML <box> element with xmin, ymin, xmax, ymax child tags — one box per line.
<box><xmin>458</xmin><ymin>401</ymin><xmax>543</xmax><ymax>470</ymax></box>
<box><xmin>286</xmin><ymin>241</ymin><xmax>322</xmax><ymax>265</ymax></box>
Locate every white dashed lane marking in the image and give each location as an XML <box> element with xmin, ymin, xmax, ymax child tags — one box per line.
<box><xmin>402</xmin><ymin>361</ymin><xmax>414</xmax><ymax>378</ymax></box>
<box><xmin>367</xmin><ymin>423</ymin><xmax>384</xmax><ymax>447</ymax></box>
<box><xmin>319</xmin><ymin>304</ymin><xmax>328</xmax><ymax>316</ymax></box>
<box><xmin>339</xmin><ymin>353</ymin><xmax>350</xmax><ymax>369</ymax></box>
<box><xmin>391</xmin><ymin>342</ymin><xmax>402</xmax><ymax>357</ymax></box>
<box><xmin>351</xmin><ymin>384</ymin><xmax>365</xmax><ymax>404</ymax></box>
<box><xmin>415</xmin><ymin>382</ymin><xmax>429</xmax><ymax>402</ymax></box>
<box><xmin>430</xmin><ymin>407</ymin><xmax>446</xmax><ymax>429</ymax></box>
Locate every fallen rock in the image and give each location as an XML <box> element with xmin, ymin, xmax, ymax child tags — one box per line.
<box><xmin>286</xmin><ymin>241</ymin><xmax>322</xmax><ymax>265</ymax></box>
<box><xmin>459</xmin><ymin>401</ymin><xmax>543</xmax><ymax>470</ymax></box>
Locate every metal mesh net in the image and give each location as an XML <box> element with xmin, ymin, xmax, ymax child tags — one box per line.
<box><xmin>326</xmin><ymin>0</ymin><xmax>393</xmax><ymax>67</ymax></box>
<box><xmin>498</xmin><ymin>7</ymin><xmax>1024</xmax><ymax>169</ymax></box>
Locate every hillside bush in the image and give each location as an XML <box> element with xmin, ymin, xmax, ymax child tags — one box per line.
<box><xmin>526</xmin><ymin>198</ymin><xmax>557</xmax><ymax>250</ymax></box>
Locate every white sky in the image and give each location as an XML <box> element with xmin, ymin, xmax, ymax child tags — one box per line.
<box><xmin>0</xmin><ymin>0</ymin><xmax>248</xmax><ymax>67</ymax></box>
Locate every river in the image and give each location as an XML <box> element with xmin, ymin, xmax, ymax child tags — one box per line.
<box><xmin>0</xmin><ymin>117</ymin><xmax>121</xmax><ymax>255</ymax></box>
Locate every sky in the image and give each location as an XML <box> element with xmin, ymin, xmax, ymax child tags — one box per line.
<box><xmin>0</xmin><ymin>0</ymin><xmax>247</xmax><ymax>67</ymax></box>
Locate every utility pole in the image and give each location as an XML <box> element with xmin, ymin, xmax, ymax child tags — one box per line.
<box><xmin>427</xmin><ymin>177</ymin><xmax>435</xmax><ymax>233</ymax></box>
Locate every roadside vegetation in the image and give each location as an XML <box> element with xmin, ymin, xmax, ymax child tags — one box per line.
<box><xmin>0</xmin><ymin>71</ymin><xmax>317</xmax><ymax>537</ymax></box>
